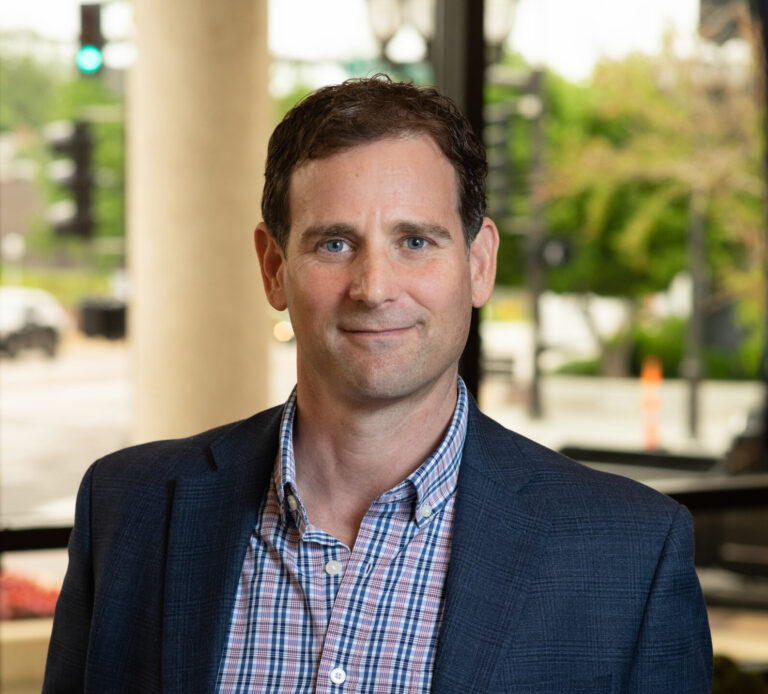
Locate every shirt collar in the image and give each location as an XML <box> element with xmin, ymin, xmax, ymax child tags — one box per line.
<box><xmin>274</xmin><ymin>387</ymin><xmax>306</xmax><ymax>530</ymax></box>
<box><xmin>274</xmin><ymin>378</ymin><xmax>469</xmax><ymax>530</ymax></box>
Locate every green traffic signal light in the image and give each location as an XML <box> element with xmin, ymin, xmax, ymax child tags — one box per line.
<box><xmin>76</xmin><ymin>44</ymin><xmax>103</xmax><ymax>74</ymax></box>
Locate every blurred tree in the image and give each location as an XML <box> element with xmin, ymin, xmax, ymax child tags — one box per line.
<box><xmin>0</xmin><ymin>54</ymin><xmax>63</xmax><ymax>131</ymax></box>
<box><xmin>538</xmin><ymin>43</ymin><xmax>764</xmax><ymax>374</ymax></box>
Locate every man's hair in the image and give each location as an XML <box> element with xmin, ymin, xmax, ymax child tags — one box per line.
<box><xmin>262</xmin><ymin>75</ymin><xmax>487</xmax><ymax>252</ymax></box>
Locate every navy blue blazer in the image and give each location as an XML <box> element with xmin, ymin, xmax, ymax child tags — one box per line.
<box><xmin>44</xmin><ymin>400</ymin><xmax>712</xmax><ymax>693</ymax></box>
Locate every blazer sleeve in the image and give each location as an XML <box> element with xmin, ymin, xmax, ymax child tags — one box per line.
<box><xmin>624</xmin><ymin>503</ymin><xmax>713</xmax><ymax>693</ymax></box>
<box><xmin>42</xmin><ymin>462</ymin><xmax>96</xmax><ymax>693</ymax></box>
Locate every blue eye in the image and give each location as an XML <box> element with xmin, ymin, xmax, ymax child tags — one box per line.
<box><xmin>405</xmin><ymin>237</ymin><xmax>426</xmax><ymax>250</ymax></box>
<box><xmin>324</xmin><ymin>239</ymin><xmax>348</xmax><ymax>253</ymax></box>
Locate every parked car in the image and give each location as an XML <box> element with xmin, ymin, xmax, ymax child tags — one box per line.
<box><xmin>0</xmin><ymin>287</ymin><xmax>69</xmax><ymax>358</ymax></box>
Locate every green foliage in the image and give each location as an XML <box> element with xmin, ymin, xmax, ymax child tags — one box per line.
<box><xmin>554</xmin><ymin>358</ymin><xmax>599</xmax><ymax>376</ymax></box>
<box><xmin>627</xmin><ymin>312</ymin><xmax>763</xmax><ymax>380</ymax></box>
<box><xmin>90</xmin><ymin>119</ymin><xmax>126</xmax><ymax>249</ymax></box>
<box><xmin>488</xmin><ymin>47</ymin><xmax>766</xmax><ymax>377</ymax></box>
<box><xmin>542</xmin><ymin>51</ymin><xmax>764</xmax><ymax>308</ymax></box>
<box><xmin>0</xmin><ymin>54</ymin><xmax>64</xmax><ymax>131</ymax></box>
<box><xmin>485</xmin><ymin>49</ymin><xmax>763</xmax><ymax>296</ymax></box>
<box><xmin>630</xmin><ymin>316</ymin><xmax>687</xmax><ymax>378</ymax></box>
<box><xmin>49</xmin><ymin>75</ymin><xmax>119</xmax><ymax>121</ymax></box>
<box><xmin>495</xmin><ymin>233</ymin><xmax>524</xmax><ymax>286</ymax></box>
<box><xmin>1</xmin><ymin>265</ymin><xmax>111</xmax><ymax>308</ymax></box>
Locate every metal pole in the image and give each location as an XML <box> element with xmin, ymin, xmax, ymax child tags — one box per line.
<box><xmin>686</xmin><ymin>191</ymin><xmax>706</xmax><ymax>439</ymax></box>
<box><xmin>752</xmin><ymin>0</ymin><xmax>768</xmax><ymax>466</ymax></box>
<box><xmin>526</xmin><ymin>69</ymin><xmax>545</xmax><ymax>418</ymax></box>
<box><xmin>433</xmin><ymin>0</ymin><xmax>485</xmax><ymax>399</ymax></box>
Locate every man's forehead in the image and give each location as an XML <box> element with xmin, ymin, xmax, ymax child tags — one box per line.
<box><xmin>287</xmin><ymin>134</ymin><xmax>459</xmax><ymax>201</ymax></box>
<box><xmin>296</xmin><ymin>132</ymin><xmax>442</xmax><ymax>171</ymax></box>
<box><xmin>286</xmin><ymin>135</ymin><xmax>459</xmax><ymax>216</ymax></box>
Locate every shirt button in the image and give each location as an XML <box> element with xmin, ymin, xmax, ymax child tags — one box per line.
<box><xmin>420</xmin><ymin>502</ymin><xmax>433</xmax><ymax>519</ymax></box>
<box><xmin>287</xmin><ymin>495</ymin><xmax>299</xmax><ymax>511</ymax></box>
<box><xmin>364</xmin><ymin>562</ymin><xmax>373</xmax><ymax>576</ymax></box>
<box><xmin>329</xmin><ymin>666</ymin><xmax>347</xmax><ymax>685</ymax></box>
<box><xmin>324</xmin><ymin>559</ymin><xmax>342</xmax><ymax>576</ymax></box>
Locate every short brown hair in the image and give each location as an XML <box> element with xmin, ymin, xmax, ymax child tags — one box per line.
<box><xmin>261</xmin><ymin>75</ymin><xmax>487</xmax><ymax>252</ymax></box>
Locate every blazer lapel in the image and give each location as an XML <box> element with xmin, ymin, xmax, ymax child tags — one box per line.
<box><xmin>161</xmin><ymin>407</ymin><xmax>282</xmax><ymax>693</ymax></box>
<box><xmin>432</xmin><ymin>404</ymin><xmax>552</xmax><ymax>693</ymax></box>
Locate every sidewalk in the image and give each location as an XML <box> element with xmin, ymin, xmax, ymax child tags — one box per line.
<box><xmin>480</xmin><ymin>375</ymin><xmax>763</xmax><ymax>459</ymax></box>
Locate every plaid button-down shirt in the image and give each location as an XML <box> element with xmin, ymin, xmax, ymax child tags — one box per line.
<box><xmin>215</xmin><ymin>379</ymin><xmax>468</xmax><ymax>693</ymax></box>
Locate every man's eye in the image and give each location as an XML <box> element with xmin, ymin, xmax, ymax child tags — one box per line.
<box><xmin>323</xmin><ymin>239</ymin><xmax>349</xmax><ymax>253</ymax></box>
<box><xmin>405</xmin><ymin>237</ymin><xmax>426</xmax><ymax>250</ymax></box>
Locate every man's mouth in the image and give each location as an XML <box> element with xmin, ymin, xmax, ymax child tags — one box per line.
<box><xmin>340</xmin><ymin>325</ymin><xmax>413</xmax><ymax>336</ymax></box>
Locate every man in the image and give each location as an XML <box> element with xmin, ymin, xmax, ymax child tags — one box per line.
<box><xmin>44</xmin><ymin>77</ymin><xmax>712</xmax><ymax>693</ymax></box>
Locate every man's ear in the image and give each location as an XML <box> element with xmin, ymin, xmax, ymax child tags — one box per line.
<box><xmin>254</xmin><ymin>222</ymin><xmax>288</xmax><ymax>311</ymax></box>
<box><xmin>469</xmin><ymin>218</ymin><xmax>499</xmax><ymax>308</ymax></box>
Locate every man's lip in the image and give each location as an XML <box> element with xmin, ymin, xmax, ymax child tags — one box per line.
<box><xmin>340</xmin><ymin>326</ymin><xmax>413</xmax><ymax>335</ymax></box>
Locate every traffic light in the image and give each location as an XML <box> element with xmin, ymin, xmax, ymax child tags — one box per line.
<box><xmin>77</xmin><ymin>4</ymin><xmax>104</xmax><ymax>75</ymax></box>
<box><xmin>45</xmin><ymin>120</ymin><xmax>95</xmax><ymax>239</ymax></box>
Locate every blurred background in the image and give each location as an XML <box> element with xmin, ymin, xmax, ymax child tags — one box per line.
<box><xmin>0</xmin><ymin>0</ymin><xmax>767</xmax><ymax>691</ymax></box>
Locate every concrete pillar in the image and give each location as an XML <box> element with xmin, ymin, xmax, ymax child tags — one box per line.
<box><xmin>129</xmin><ymin>0</ymin><xmax>272</xmax><ymax>442</ymax></box>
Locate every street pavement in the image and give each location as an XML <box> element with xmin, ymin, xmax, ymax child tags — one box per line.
<box><xmin>482</xmin><ymin>375</ymin><xmax>763</xmax><ymax>461</ymax></box>
<box><xmin>1</xmin><ymin>338</ymin><xmax>131</xmax><ymax>528</ymax></box>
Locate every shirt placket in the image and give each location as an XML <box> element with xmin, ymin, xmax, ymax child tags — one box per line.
<box><xmin>313</xmin><ymin>495</ymin><xmax>420</xmax><ymax>694</ymax></box>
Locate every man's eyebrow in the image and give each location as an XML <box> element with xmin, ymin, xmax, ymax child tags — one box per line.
<box><xmin>299</xmin><ymin>224</ymin><xmax>357</xmax><ymax>246</ymax></box>
<box><xmin>394</xmin><ymin>221</ymin><xmax>454</xmax><ymax>243</ymax></box>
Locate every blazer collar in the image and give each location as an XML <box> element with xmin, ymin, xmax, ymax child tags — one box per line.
<box><xmin>161</xmin><ymin>406</ymin><xmax>283</xmax><ymax>693</ymax></box>
<box><xmin>432</xmin><ymin>399</ymin><xmax>553</xmax><ymax>693</ymax></box>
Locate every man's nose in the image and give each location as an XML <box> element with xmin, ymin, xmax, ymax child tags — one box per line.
<box><xmin>348</xmin><ymin>249</ymin><xmax>401</xmax><ymax>307</ymax></box>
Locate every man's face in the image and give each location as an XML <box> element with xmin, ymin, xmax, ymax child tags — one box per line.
<box><xmin>257</xmin><ymin>134</ymin><xmax>497</xmax><ymax>406</ymax></box>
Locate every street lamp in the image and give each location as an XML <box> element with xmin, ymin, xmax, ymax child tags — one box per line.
<box><xmin>484</xmin><ymin>0</ymin><xmax>518</xmax><ymax>65</ymax></box>
<box><xmin>405</xmin><ymin>0</ymin><xmax>436</xmax><ymax>48</ymax></box>
<box><xmin>367</xmin><ymin>0</ymin><xmax>405</xmax><ymax>60</ymax></box>
<box><xmin>366</xmin><ymin>0</ymin><xmax>518</xmax><ymax>70</ymax></box>
<box><xmin>367</xmin><ymin>0</ymin><xmax>433</xmax><ymax>68</ymax></box>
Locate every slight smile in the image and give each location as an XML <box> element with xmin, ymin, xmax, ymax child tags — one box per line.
<box><xmin>339</xmin><ymin>326</ymin><xmax>415</xmax><ymax>337</ymax></box>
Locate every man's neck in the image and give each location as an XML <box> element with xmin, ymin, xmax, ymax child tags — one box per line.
<box><xmin>290</xmin><ymin>373</ymin><xmax>459</xmax><ymax>547</ymax></box>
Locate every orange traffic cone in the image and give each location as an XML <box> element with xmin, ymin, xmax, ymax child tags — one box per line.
<box><xmin>641</xmin><ymin>356</ymin><xmax>662</xmax><ymax>450</ymax></box>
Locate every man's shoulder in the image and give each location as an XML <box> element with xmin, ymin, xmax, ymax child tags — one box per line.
<box><xmin>89</xmin><ymin>404</ymin><xmax>284</xmax><ymax>485</ymax></box>
<box><xmin>467</xmin><ymin>405</ymin><xmax>682</xmax><ymax>522</ymax></box>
